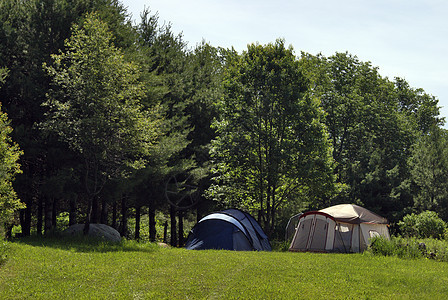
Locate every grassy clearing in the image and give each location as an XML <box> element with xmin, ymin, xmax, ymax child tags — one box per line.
<box><xmin>1</xmin><ymin>237</ymin><xmax>448</xmax><ymax>299</ymax></box>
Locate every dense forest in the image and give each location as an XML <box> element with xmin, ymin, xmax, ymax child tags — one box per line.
<box><xmin>0</xmin><ymin>0</ymin><xmax>446</xmax><ymax>243</ymax></box>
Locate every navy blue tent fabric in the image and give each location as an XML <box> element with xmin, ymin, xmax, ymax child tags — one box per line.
<box><xmin>185</xmin><ymin>209</ymin><xmax>271</xmax><ymax>251</ymax></box>
<box><xmin>184</xmin><ymin>219</ymin><xmax>251</xmax><ymax>250</ymax></box>
<box><xmin>221</xmin><ymin>209</ymin><xmax>272</xmax><ymax>251</ymax></box>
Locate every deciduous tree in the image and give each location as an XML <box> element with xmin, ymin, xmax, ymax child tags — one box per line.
<box><xmin>0</xmin><ymin>68</ymin><xmax>24</xmax><ymax>237</ymax></box>
<box><xmin>300</xmin><ymin>52</ymin><xmax>442</xmax><ymax>222</ymax></box>
<box><xmin>42</xmin><ymin>14</ymin><xmax>162</xmax><ymax>233</ymax></box>
<box><xmin>208</xmin><ymin>40</ymin><xmax>336</xmax><ymax>234</ymax></box>
<box><xmin>409</xmin><ymin>127</ymin><xmax>448</xmax><ymax>219</ymax></box>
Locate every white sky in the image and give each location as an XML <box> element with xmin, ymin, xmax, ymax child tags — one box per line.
<box><xmin>121</xmin><ymin>0</ymin><xmax>448</xmax><ymax>124</ymax></box>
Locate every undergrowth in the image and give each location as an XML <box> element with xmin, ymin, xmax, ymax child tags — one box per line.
<box><xmin>369</xmin><ymin>236</ymin><xmax>448</xmax><ymax>262</ymax></box>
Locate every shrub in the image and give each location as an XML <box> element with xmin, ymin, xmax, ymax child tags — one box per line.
<box><xmin>369</xmin><ymin>236</ymin><xmax>396</xmax><ymax>256</ymax></box>
<box><xmin>368</xmin><ymin>236</ymin><xmax>448</xmax><ymax>262</ymax></box>
<box><xmin>398</xmin><ymin>211</ymin><xmax>447</xmax><ymax>239</ymax></box>
<box><xmin>270</xmin><ymin>240</ymin><xmax>290</xmax><ymax>252</ymax></box>
<box><xmin>56</xmin><ymin>212</ymin><xmax>70</xmax><ymax>231</ymax></box>
<box><xmin>369</xmin><ymin>236</ymin><xmax>422</xmax><ymax>259</ymax></box>
<box><xmin>417</xmin><ymin>238</ymin><xmax>448</xmax><ymax>262</ymax></box>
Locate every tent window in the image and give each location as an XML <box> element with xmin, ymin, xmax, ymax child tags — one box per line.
<box><xmin>369</xmin><ymin>230</ymin><xmax>380</xmax><ymax>238</ymax></box>
<box><xmin>338</xmin><ymin>224</ymin><xmax>350</xmax><ymax>233</ymax></box>
<box><xmin>333</xmin><ymin>223</ymin><xmax>353</xmax><ymax>252</ymax></box>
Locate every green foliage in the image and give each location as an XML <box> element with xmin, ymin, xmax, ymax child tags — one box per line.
<box><xmin>270</xmin><ymin>240</ymin><xmax>291</xmax><ymax>252</ymax></box>
<box><xmin>0</xmin><ymin>0</ymin><xmax>150</xmax><ymax>236</ymax></box>
<box><xmin>369</xmin><ymin>236</ymin><xmax>448</xmax><ymax>262</ymax></box>
<box><xmin>0</xmin><ymin>0</ymin><xmax>446</xmax><ymax>243</ymax></box>
<box><xmin>369</xmin><ymin>236</ymin><xmax>422</xmax><ymax>259</ymax></box>
<box><xmin>409</xmin><ymin>128</ymin><xmax>448</xmax><ymax>219</ymax></box>
<box><xmin>0</xmin><ymin>104</ymin><xmax>24</xmax><ymax>236</ymax></box>
<box><xmin>56</xmin><ymin>212</ymin><xmax>70</xmax><ymax>232</ymax></box>
<box><xmin>209</xmin><ymin>40</ymin><xmax>336</xmax><ymax>233</ymax></box>
<box><xmin>182</xmin><ymin>41</ymin><xmax>223</xmax><ymax>171</ymax></box>
<box><xmin>0</xmin><ymin>68</ymin><xmax>8</xmax><ymax>85</ymax></box>
<box><xmin>420</xmin><ymin>238</ymin><xmax>448</xmax><ymax>262</ymax></box>
<box><xmin>398</xmin><ymin>211</ymin><xmax>447</xmax><ymax>239</ymax></box>
<box><xmin>299</xmin><ymin>52</ymin><xmax>441</xmax><ymax>222</ymax></box>
<box><xmin>42</xmin><ymin>13</ymin><xmax>162</xmax><ymax>196</ymax></box>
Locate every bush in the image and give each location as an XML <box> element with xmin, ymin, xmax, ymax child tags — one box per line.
<box><xmin>398</xmin><ymin>211</ymin><xmax>447</xmax><ymax>239</ymax></box>
<box><xmin>368</xmin><ymin>236</ymin><xmax>448</xmax><ymax>262</ymax></box>
<box><xmin>270</xmin><ymin>240</ymin><xmax>290</xmax><ymax>252</ymax></box>
<box><xmin>369</xmin><ymin>236</ymin><xmax>422</xmax><ymax>259</ymax></box>
<box><xmin>369</xmin><ymin>236</ymin><xmax>394</xmax><ymax>256</ymax></box>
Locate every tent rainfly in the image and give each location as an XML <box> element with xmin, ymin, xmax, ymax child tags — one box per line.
<box><xmin>185</xmin><ymin>209</ymin><xmax>271</xmax><ymax>251</ymax></box>
<box><xmin>289</xmin><ymin>204</ymin><xmax>390</xmax><ymax>253</ymax></box>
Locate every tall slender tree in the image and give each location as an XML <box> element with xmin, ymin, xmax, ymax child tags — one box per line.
<box><xmin>135</xmin><ymin>9</ymin><xmax>198</xmax><ymax>244</ymax></box>
<box><xmin>42</xmin><ymin>13</ymin><xmax>162</xmax><ymax>233</ymax></box>
<box><xmin>409</xmin><ymin>127</ymin><xmax>448</xmax><ymax>219</ymax></box>
<box><xmin>208</xmin><ymin>40</ymin><xmax>336</xmax><ymax>233</ymax></box>
<box><xmin>0</xmin><ymin>68</ymin><xmax>24</xmax><ymax>237</ymax></box>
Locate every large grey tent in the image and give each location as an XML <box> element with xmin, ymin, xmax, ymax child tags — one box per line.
<box><xmin>185</xmin><ymin>209</ymin><xmax>271</xmax><ymax>251</ymax></box>
<box><xmin>289</xmin><ymin>204</ymin><xmax>390</xmax><ymax>253</ymax></box>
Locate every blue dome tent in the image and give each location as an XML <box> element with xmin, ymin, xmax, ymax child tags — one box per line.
<box><xmin>185</xmin><ymin>209</ymin><xmax>271</xmax><ymax>251</ymax></box>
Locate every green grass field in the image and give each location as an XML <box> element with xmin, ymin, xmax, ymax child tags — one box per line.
<box><xmin>1</xmin><ymin>237</ymin><xmax>448</xmax><ymax>299</ymax></box>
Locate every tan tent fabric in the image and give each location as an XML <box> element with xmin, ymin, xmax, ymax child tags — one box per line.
<box><xmin>319</xmin><ymin>204</ymin><xmax>388</xmax><ymax>224</ymax></box>
<box><xmin>289</xmin><ymin>204</ymin><xmax>390</xmax><ymax>253</ymax></box>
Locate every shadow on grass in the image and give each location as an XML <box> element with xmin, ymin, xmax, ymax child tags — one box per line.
<box><xmin>12</xmin><ymin>234</ymin><xmax>161</xmax><ymax>253</ymax></box>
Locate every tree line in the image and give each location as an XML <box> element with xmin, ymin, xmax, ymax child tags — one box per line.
<box><xmin>0</xmin><ymin>0</ymin><xmax>445</xmax><ymax>242</ymax></box>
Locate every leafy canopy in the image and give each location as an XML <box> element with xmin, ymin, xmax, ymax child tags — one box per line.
<box><xmin>0</xmin><ymin>87</ymin><xmax>24</xmax><ymax>232</ymax></box>
<box><xmin>42</xmin><ymin>13</ymin><xmax>162</xmax><ymax>192</ymax></box>
<box><xmin>208</xmin><ymin>40</ymin><xmax>336</xmax><ymax>231</ymax></box>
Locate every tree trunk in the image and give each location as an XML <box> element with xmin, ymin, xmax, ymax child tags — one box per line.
<box><xmin>270</xmin><ymin>186</ymin><xmax>277</xmax><ymax>234</ymax></box>
<box><xmin>91</xmin><ymin>195</ymin><xmax>99</xmax><ymax>223</ymax></box>
<box><xmin>265</xmin><ymin>185</ymin><xmax>272</xmax><ymax>234</ymax></box>
<box><xmin>83</xmin><ymin>197</ymin><xmax>92</xmax><ymax>235</ymax></box>
<box><xmin>69</xmin><ymin>196</ymin><xmax>77</xmax><ymax>226</ymax></box>
<box><xmin>52</xmin><ymin>198</ymin><xmax>57</xmax><ymax>230</ymax></box>
<box><xmin>257</xmin><ymin>120</ymin><xmax>264</xmax><ymax>226</ymax></box>
<box><xmin>19</xmin><ymin>210</ymin><xmax>25</xmax><ymax>236</ymax></box>
<box><xmin>100</xmin><ymin>197</ymin><xmax>108</xmax><ymax>225</ymax></box>
<box><xmin>25</xmin><ymin>203</ymin><xmax>32</xmax><ymax>236</ymax></box>
<box><xmin>170</xmin><ymin>205</ymin><xmax>177</xmax><ymax>246</ymax></box>
<box><xmin>112</xmin><ymin>201</ymin><xmax>117</xmax><ymax>229</ymax></box>
<box><xmin>20</xmin><ymin>199</ymin><xmax>31</xmax><ymax>237</ymax></box>
<box><xmin>37</xmin><ymin>196</ymin><xmax>43</xmax><ymax>235</ymax></box>
<box><xmin>44</xmin><ymin>197</ymin><xmax>53</xmax><ymax>234</ymax></box>
<box><xmin>135</xmin><ymin>206</ymin><xmax>141</xmax><ymax>240</ymax></box>
<box><xmin>163</xmin><ymin>221</ymin><xmax>168</xmax><ymax>244</ymax></box>
<box><xmin>148</xmin><ymin>200</ymin><xmax>156</xmax><ymax>242</ymax></box>
<box><xmin>178</xmin><ymin>210</ymin><xmax>184</xmax><ymax>246</ymax></box>
<box><xmin>120</xmin><ymin>196</ymin><xmax>127</xmax><ymax>237</ymax></box>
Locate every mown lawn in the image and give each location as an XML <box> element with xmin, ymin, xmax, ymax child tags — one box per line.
<box><xmin>1</xmin><ymin>237</ymin><xmax>448</xmax><ymax>299</ymax></box>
